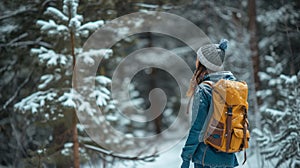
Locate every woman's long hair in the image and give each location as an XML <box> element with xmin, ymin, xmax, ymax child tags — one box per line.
<box><xmin>186</xmin><ymin>60</ymin><xmax>209</xmax><ymax>97</ymax></box>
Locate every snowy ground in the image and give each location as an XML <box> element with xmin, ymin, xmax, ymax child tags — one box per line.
<box><xmin>136</xmin><ymin>139</ymin><xmax>259</xmax><ymax>168</ymax></box>
<box><xmin>137</xmin><ymin>139</ymin><xmax>184</xmax><ymax>168</ymax></box>
<box><xmin>90</xmin><ymin>138</ymin><xmax>260</xmax><ymax>168</ymax></box>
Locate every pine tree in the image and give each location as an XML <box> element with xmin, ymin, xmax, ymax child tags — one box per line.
<box><xmin>253</xmin><ymin>2</ymin><xmax>300</xmax><ymax>166</ymax></box>
<box><xmin>14</xmin><ymin>0</ymin><xmax>113</xmax><ymax>167</ymax></box>
<box><xmin>254</xmin><ymin>69</ymin><xmax>300</xmax><ymax>167</ymax></box>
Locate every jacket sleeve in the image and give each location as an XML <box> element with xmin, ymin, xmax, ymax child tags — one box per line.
<box><xmin>180</xmin><ymin>84</ymin><xmax>211</xmax><ymax>168</ymax></box>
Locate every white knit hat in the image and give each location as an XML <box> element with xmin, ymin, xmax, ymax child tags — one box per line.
<box><xmin>197</xmin><ymin>39</ymin><xmax>228</xmax><ymax>72</ymax></box>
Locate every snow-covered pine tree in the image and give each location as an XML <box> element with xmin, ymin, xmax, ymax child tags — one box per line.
<box><xmin>14</xmin><ymin>0</ymin><xmax>114</xmax><ymax>167</ymax></box>
<box><xmin>254</xmin><ymin>70</ymin><xmax>300</xmax><ymax>167</ymax></box>
<box><xmin>252</xmin><ymin>2</ymin><xmax>300</xmax><ymax>167</ymax></box>
<box><xmin>254</xmin><ymin>34</ymin><xmax>300</xmax><ymax>168</ymax></box>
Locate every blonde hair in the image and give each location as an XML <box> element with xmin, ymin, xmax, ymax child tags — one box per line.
<box><xmin>186</xmin><ymin>60</ymin><xmax>209</xmax><ymax>97</ymax></box>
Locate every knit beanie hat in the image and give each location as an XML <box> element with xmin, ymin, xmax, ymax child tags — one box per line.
<box><xmin>197</xmin><ymin>39</ymin><xmax>228</xmax><ymax>72</ymax></box>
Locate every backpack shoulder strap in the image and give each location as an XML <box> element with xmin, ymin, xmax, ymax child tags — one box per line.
<box><xmin>202</xmin><ymin>80</ymin><xmax>214</xmax><ymax>88</ymax></box>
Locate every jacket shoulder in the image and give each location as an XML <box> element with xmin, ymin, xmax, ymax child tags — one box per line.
<box><xmin>195</xmin><ymin>82</ymin><xmax>212</xmax><ymax>97</ymax></box>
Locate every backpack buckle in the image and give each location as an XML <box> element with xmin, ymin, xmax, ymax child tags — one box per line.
<box><xmin>227</xmin><ymin>106</ymin><xmax>233</xmax><ymax>116</ymax></box>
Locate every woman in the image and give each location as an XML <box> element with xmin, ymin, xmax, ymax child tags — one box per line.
<box><xmin>180</xmin><ymin>39</ymin><xmax>239</xmax><ymax>168</ymax></box>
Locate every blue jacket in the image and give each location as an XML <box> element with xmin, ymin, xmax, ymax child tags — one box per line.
<box><xmin>181</xmin><ymin>71</ymin><xmax>239</xmax><ymax>168</ymax></box>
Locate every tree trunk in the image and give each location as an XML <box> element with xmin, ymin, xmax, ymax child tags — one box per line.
<box><xmin>72</xmin><ymin>110</ymin><xmax>80</xmax><ymax>168</ymax></box>
<box><xmin>248</xmin><ymin>0</ymin><xmax>261</xmax><ymax>129</ymax></box>
<box><xmin>70</xmin><ymin>29</ymin><xmax>80</xmax><ymax>168</ymax></box>
<box><xmin>248</xmin><ymin>0</ymin><xmax>260</xmax><ymax>92</ymax></box>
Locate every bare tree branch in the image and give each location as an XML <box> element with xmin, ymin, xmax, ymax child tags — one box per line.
<box><xmin>0</xmin><ymin>60</ymin><xmax>17</xmax><ymax>75</ymax></box>
<box><xmin>2</xmin><ymin>70</ymin><xmax>33</xmax><ymax>110</ymax></box>
<box><xmin>0</xmin><ymin>38</ymin><xmax>52</xmax><ymax>48</ymax></box>
<box><xmin>0</xmin><ymin>7</ymin><xmax>37</xmax><ymax>21</ymax></box>
<box><xmin>83</xmin><ymin>144</ymin><xmax>158</xmax><ymax>162</ymax></box>
<box><xmin>7</xmin><ymin>33</ymin><xmax>28</xmax><ymax>45</ymax></box>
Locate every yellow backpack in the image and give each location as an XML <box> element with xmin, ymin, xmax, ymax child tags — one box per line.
<box><xmin>203</xmin><ymin>79</ymin><xmax>250</xmax><ymax>163</ymax></box>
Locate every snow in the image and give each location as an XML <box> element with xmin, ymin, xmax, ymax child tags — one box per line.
<box><xmin>82</xmin><ymin>54</ymin><xmax>95</xmax><ymax>65</ymax></box>
<box><xmin>128</xmin><ymin>114</ymin><xmax>147</xmax><ymax>122</ymax></box>
<box><xmin>89</xmin><ymin>90</ymin><xmax>110</xmax><ymax>106</ymax></box>
<box><xmin>32</xmin><ymin>47</ymin><xmax>71</xmax><ymax>67</ymax></box>
<box><xmin>78</xmin><ymin>49</ymin><xmax>113</xmax><ymax>64</ymax></box>
<box><xmin>134</xmin><ymin>3</ymin><xmax>173</xmax><ymax>10</ymax></box>
<box><xmin>37</xmin><ymin>19</ymin><xmax>69</xmax><ymax>36</ymax></box>
<box><xmin>85</xmin><ymin>138</ymin><xmax>259</xmax><ymax>168</ymax></box>
<box><xmin>8</xmin><ymin>0</ymin><xmax>299</xmax><ymax>167</ymax></box>
<box><xmin>64</xmin><ymin>142</ymin><xmax>73</xmax><ymax>148</ymax></box>
<box><xmin>133</xmin><ymin>19</ymin><xmax>144</xmax><ymax>28</ymax></box>
<box><xmin>265</xmin><ymin>108</ymin><xmax>284</xmax><ymax>117</ymax></box>
<box><xmin>57</xmin><ymin>25</ymin><xmax>69</xmax><ymax>32</ymax></box>
<box><xmin>45</xmin><ymin>7</ymin><xmax>68</xmax><ymax>22</ymax></box>
<box><xmin>69</xmin><ymin>17</ymin><xmax>81</xmax><ymax>29</ymax></box>
<box><xmin>139</xmin><ymin>140</ymin><xmax>259</xmax><ymax>168</ymax></box>
<box><xmin>256</xmin><ymin>89</ymin><xmax>272</xmax><ymax>99</ymax></box>
<box><xmin>38</xmin><ymin>1</ymin><xmax>105</xmax><ymax>38</ymax></box>
<box><xmin>80</xmin><ymin>20</ymin><xmax>105</xmax><ymax>32</ymax></box>
<box><xmin>37</xmin><ymin>149</ymin><xmax>43</xmax><ymax>154</ymax></box>
<box><xmin>61</xmin><ymin>148</ymin><xmax>71</xmax><ymax>156</ymax></box>
<box><xmin>280</xmin><ymin>74</ymin><xmax>297</xmax><ymax>85</ymax></box>
<box><xmin>257</xmin><ymin>4</ymin><xmax>299</xmax><ymax>32</ymax></box>
<box><xmin>38</xmin><ymin>74</ymin><xmax>54</xmax><ymax>89</ymax></box>
<box><xmin>268</xmin><ymin>78</ymin><xmax>280</xmax><ymax>86</ymax></box>
<box><xmin>37</xmin><ymin>20</ymin><xmax>55</xmax><ymax>31</ymax></box>
<box><xmin>106</xmin><ymin>114</ymin><xmax>118</xmax><ymax>122</ymax></box>
<box><xmin>258</xmin><ymin>72</ymin><xmax>271</xmax><ymax>81</ymax></box>
<box><xmin>14</xmin><ymin>91</ymin><xmax>57</xmax><ymax>113</ymax></box>
<box><xmin>116</xmin><ymin>27</ymin><xmax>130</xmax><ymax>37</ymax></box>
<box><xmin>58</xmin><ymin>91</ymin><xmax>77</xmax><ymax>108</ymax></box>
<box><xmin>63</xmin><ymin>0</ymin><xmax>79</xmax><ymax>17</ymax></box>
<box><xmin>266</xmin><ymin>67</ymin><xmax>276</xmax><ymax>75</ymax></box>
<box><xmin>137</xmin><ymin>140</ymin><xmax>184</xmax><ymax>168</ymax></box>
<box><xmin>0</xmin><ymin>24</ymin><xmax>18</xmax><ymax>34</ymax></box>
<box><xmin>78</xmin><ymin>101</ymin><xmax>90</xmax><ymax>113</ymax></box>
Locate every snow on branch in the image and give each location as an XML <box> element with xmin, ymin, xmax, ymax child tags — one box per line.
<box><xmin>37</xmin><ymin>19</ymin><xmax>69</xmax><ymax>37</ymax></box>
<box><xmin>89</xmin><ymin>89</ymin><xmax>110</xmax><ymax>106</ymax></box>
<box><xmin>264</xmin><ymin>108</ymin><xmax>284</xmax><ymax>118</ymax></box>
<box><xmin>134</xmin><ymin>3</ymin><xmax>173</xmax><ymax>10</ymax></box>
<box><xmin>63</xmin><ymin>0</ymin><xmax>79</xmax><ymax>18</ymax></box>
<box><xmin>280</xmin><ymin>74</ymin><xmax>298</xmax><ymax>85</ymax></box>
<box><xmin>77</xmin><ymin>49</ymin><xmax>113</xmax><ymax>65</ymax></box>
<box><xmin>77</xmin><ymin>76</ymin><xmax>112</xmax><ymax>107</ymax></box>
<box><xmin>31</xmin><ymin>47</ymin><xmax>72</xmax><ymax>67</ymax></box>
<box><xmin>258</xmin><ymin>72</ymin><xmax>271</xmax><ymax>81</ymax></box>
<box><xmin>14</xmin><ymin>90</ymin><xmax>57</xmax><ymax>113</ymax></box>
<box><xmin>38</xmin><ymin>74</ymin><xmax>54</xmax><ymax>89</ymax></box>
<box><xmin>95</xmin><ymin>76</ymin><xmax>112</xmax><ymax>85</ymax></box>
<box><xmin>58</xmin><ymin>90</ymin><xmax>77</xmax><ymax>108</ymax></box>
<box><xmin>69</xmin><ymin>16</ymin><xmax>82</xmax><ymax>30</ymax></box>
<box><xmin>40</xmin><ymin>0</ymin><xmax>105</xmax><ymax>39</ymax></box>
<box><xmin>45</xmin><ymin>7</ymin><xmax>68</xmax><ymax>22</ymax></box>
<box><xmin>79</xmin><ymin>20</ymin><xmax>104</xmax><ymax>32</ymax></box>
